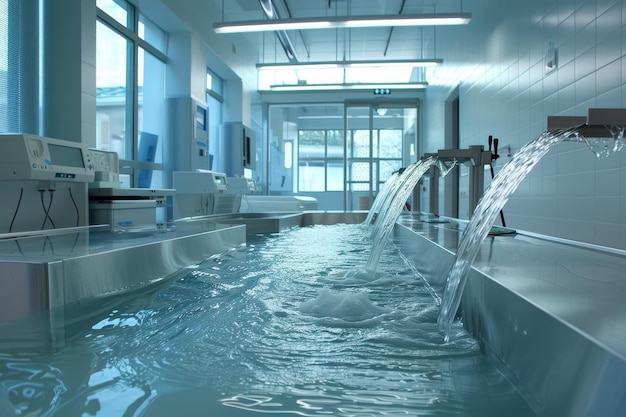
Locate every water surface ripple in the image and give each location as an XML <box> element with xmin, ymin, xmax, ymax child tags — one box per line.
<box><xmin>0</xmin><ymin>224</ymin><xmax>535</xmax><ymax>416</ymax></box>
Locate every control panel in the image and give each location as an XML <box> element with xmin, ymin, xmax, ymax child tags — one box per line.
<box><xmin>0</xmin><ymin>134</ymin><xmax>95</xmax><ymax>183</ymax></box>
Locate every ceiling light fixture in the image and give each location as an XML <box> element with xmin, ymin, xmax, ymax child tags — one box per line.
<box><xmin>256</xmin><ymin>59</ymin><xmax>443</xmax><ymax>70</ymax></box>
<box><xmin>214</xmin><ymin>13</ymin><xmax>471</xmax><ymax>34</ymax></box>
<box><xmin>263</xmin><ymin>82</ymin><xmax>428</xmax><ymax>92</ymax></box>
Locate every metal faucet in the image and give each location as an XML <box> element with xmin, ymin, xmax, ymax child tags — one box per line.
<box><xmin>436</xmin><ymin>146</ymin><xmax>492</xmax><ymax>216</ymax></box>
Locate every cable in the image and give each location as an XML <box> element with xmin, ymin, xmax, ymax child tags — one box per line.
<box><xmin>14</xmin><ymin>240</ymin><xmax>24</xmax><ymax>256</ymax></box>
<box><xmin>9</xmin><ymin>188</ymin><xmax>24</xmax><ymax>233</ymax></box>
<box><xmin>42</xmin><ymin>235</ymin><xmax>55</xmax><ymax>255</ymax></box>
<box><xmin>40</xmin><ymin>190</ymin><xmax>48</xmax><ymax>229</ymax></box>
<box><xmin>47</xmin><ymin>190</ymin><xmax>56</xmax><ymax>228</ymax></box>
<box><xmin>40</xmin><ymin>190</ymin><xmax>57</xmax><ymax>229</ymax></box>
<box><xmin>68</xmin><ymin>186</ymin><xmax>80</xmax><ymax>227</ymax></box>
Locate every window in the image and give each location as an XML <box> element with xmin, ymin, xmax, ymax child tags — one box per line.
<box><xmin>95</xmin><ymin>21</ymin><xmax>130</xmax><ymax>158</ymax></box>
<box><xmin>139</xmin><ymin>14</ymin><xmax>166</xmax><ymax>53</ymax></box>
<box><xmin>96</xmin><ymin>0</ymin><xmax>167</xmax><ymax>188</ymax></box>
<box><xmin>258</xmin><ymin>66</ymin><xmax>415</xmax><ymax>91</ymax></box>
<box><xmin>206</xmin><ymin>68</ymin><xmax>223</xmax><ymax>100</ymax></box>
<box><xmin>206</xmin><ymin>68</ymin><xmax>223</xmax><ymax>170</ymax></box>
<box><xmin>347</xmin><ymin>128</ymin><xmax>403</xmax><ymax>191</ymax></box>
<box><xmin>96</xmin><ymin>0</ymin><xmax>130</xmax><ymax>28</ymax></box>
<box><xmin>0</xmin><ymin>0</ymin><xmax>38</xmax><ymax>134</ymax></box>
<box><xmin>298</xmin><ymin>129</ymin><xmax>345</xmax><ymax>192</ymax></box>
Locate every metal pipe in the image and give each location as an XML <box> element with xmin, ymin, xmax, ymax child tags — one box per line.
<box><xmin>259</xmin><ymin>0</ymin><xmax>299</xmax><ymax>62</ymax></box>
<box><xmin>280</xmin><ymin>0</ymin><xmax>311</xmax><ymax>58</ymax></box>
<box><xmin>429</xmin><ymin>164</ymin><xmax>439</xmax><ymax>215</ymax></box>
<box><xmin>467</xmin><ymin>145</ymin><xmax>485</xmax><ymax>217</ymax></box>
<box><xmin>383</xmin><ymin>0</ymin><xmax>407</xmax><ymax>56</ymax></box>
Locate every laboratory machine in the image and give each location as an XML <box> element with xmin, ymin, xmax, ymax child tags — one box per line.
<box><xmin>88</xmin><ymin>148</ymin><xmax>175</xmax><ymax>231</ymax></box>
<box><xmin>173</xmin><ymin>170</ymin><xmax>231</xmax><ymax>219</ymax></box>
<box><xmin>0</xmin><ymin>134</ymin><xmax>95</xmax><ymax>234</ymax></box>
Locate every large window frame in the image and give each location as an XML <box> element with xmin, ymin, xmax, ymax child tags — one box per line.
<box><xmin>346</xmin><ymin>127</ymin><xmax>403</xmax><ymax>192</ymax></box>
<box><xmin>297</xmin><ymin>127</ymin><xmax>403</xmax><ymax>193</ymax></box>
<box><xmin>297</xmin><ymin>129</ymin><xmax>344</xmax><ymax>192</ymax></box>
<box><xmin>96</xmin><ymin>0</ymin><xmax>167</xmax><ymax>187</ymax></box>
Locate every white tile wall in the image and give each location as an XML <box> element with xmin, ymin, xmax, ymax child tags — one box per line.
<box><xmin>423</xmin><ymin>0</ymin><xmax>626</xmax><ymax>250</ymax></box>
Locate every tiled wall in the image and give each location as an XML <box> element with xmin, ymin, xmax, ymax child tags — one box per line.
<box><xmin>423</xmin><ymin>0</ymin><xmax>626</xmax><ymax>249</ymax></box>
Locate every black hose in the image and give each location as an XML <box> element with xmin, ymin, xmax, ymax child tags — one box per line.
<box><xmin>68</xmin><ymin>186</ymin><xmax>80</xmax><ymax>227</ymax></box>
<box><xmin>9</xmin><ymin>188</ymin><xmax>24</xmax><ymax>233</ymax></box>
<box><xmin>40</xmin><ymin>190</ymin><xmax>57</xmax><ymax>229</ymax></box>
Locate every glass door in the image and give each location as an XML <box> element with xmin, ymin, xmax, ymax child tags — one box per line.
<box><xmin>344</xmin><ymin>103</ymin><xmax>418</xmax><ymax>211</ymax></box>
<box><xmin>345</xmin><ymin>106</ymin><xmax>372</xmax><ymax>211</ymax></box>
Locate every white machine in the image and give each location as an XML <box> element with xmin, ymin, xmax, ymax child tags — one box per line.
<box><xmin>173</xmin><ymin>170</ymin><xmax>231</xmax><ymax>219</ymax></box>
<box><xmin>0</xmin><ymin>134</ymin><xmax>95</xmax><ymax>233</ymax></box>
<box><xmin>88</xmin><ymin>148</ymin><xmax>175</xmax><ymax>231</ymax></box>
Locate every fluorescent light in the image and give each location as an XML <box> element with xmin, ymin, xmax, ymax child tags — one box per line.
<box><xmin>257</xmin><ymin>59</ymin><xmax>443</xmax><ymax>70</ymax></box>
<box><xmin>257</xmin><ymin>62</ymin><xmax>341</xmax><ymax>70</ymax></box>
<box><xmin>214</xmin><ymin>13</ymin><xmax>471</xmax><ymax>33</ymax></box>
<box><xmin>344</xmin><ymin>15</ymin><xmax>470</xmax><ymax>27</ymax></box>
<box><xmin>263</xmin><ymin>82</ymin><xmax>428</xmax><ymax>92</ymax></box>
<box><xmin>346</xmin><ymin>59</ymin><xmax>442</xmax><ymax>68</ymax></box>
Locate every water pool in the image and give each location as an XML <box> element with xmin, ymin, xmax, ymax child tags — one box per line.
<box><xmin>0</xmin><ymin>223</ymin><xmax>536</xmax><ymax>416</ymax></box>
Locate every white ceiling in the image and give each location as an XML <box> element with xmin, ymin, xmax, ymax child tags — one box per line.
<box><xmin>214</xmin><ymin>0</ymin><xmax>461</xmax><ymax>64</ymax></box>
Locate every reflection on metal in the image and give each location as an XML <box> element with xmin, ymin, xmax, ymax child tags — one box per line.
<box><xmin>0</xmin><ymin>211</ymin><xmax>367</xmax><ymax>350</ymax></box>
<box><xmin>394</xmin><ymin>214</ymin><xmax>626</xmax><ymax>417</ymax></box>
<box><xmin>239</xmin><ymin>195</ymin><xmax>318</xmax><ymax>212</ymax></box>
<box><xmin>192</xmin><ymin>212</ymin><xmax>303</xmax><ymax>234</ymax></box>
<box><xmin>0</xmin><ymin>221</ymin><xmax>246</xmax><ymax>349</ymax></box>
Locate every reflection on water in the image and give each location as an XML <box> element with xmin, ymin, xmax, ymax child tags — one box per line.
<box><xmin>0</xmin><ymin>224</ymin><xmax>536</xmax><ymax>416</ymax></box>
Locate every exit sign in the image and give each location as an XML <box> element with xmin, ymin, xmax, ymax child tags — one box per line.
<box><xmin>373</xmin><ymin>88</ymin><xmax>391</xmax><ymax>95</ymax></box>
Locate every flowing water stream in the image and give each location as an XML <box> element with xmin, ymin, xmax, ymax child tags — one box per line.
<box><xmin>364</xmin><ymin>156</ymin><xmax>457</xmax><ymax>274</ymax></box>
<box><xmin>437</xmin><ymin>125</ymin><xmax>625</xmax><ymax>339</ymax></box>
<box><xmin>366</xmin><ymin>156</ymin><xmax>438</xmax><ymax>272</ymax></box>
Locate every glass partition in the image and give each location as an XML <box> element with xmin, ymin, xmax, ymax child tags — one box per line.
<box><xmin>267</xmin><ymin>103</ymin><xmax>418</xmax><ymax>211</ymax></box>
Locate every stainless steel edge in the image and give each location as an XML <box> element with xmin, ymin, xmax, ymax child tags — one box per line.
<box><xmin>301</xmin><ymin>211</ymin><xmax>367</xmax><ymax>225</ymax></box>
<box><xmin>0</xmin><ymin>224</ymin><xmax>246</xmax><ymax>349</ymax></box>
<box><xmin>60</xmin><ymin>225</ymin><xmax>246</xmax><ymax>304</ymax></box>
<box><xmin>392</xmin><ymin>218</ymin><xmax>626</xmax><ymax>417</ymax></box>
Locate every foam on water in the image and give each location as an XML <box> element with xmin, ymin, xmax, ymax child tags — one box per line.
<box><xmin>298</xmin><ymin>288</ymin><xmax>390</xmax><ymax>326</ymax></box>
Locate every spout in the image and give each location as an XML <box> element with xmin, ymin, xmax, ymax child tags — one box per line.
<box><xmin>437</xmin><ymin>146</ymin><xmax>492</xmax><ymax>167</ymax></box>
<box><xmin>436</xmin><ymin>158</ymin><xmax>458</xmax><ymax>176</ymax></box>
<box><xmin>548</xmin><ymin>109</ymin><xmax>626</xmax><ymax>158</ymax></box>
